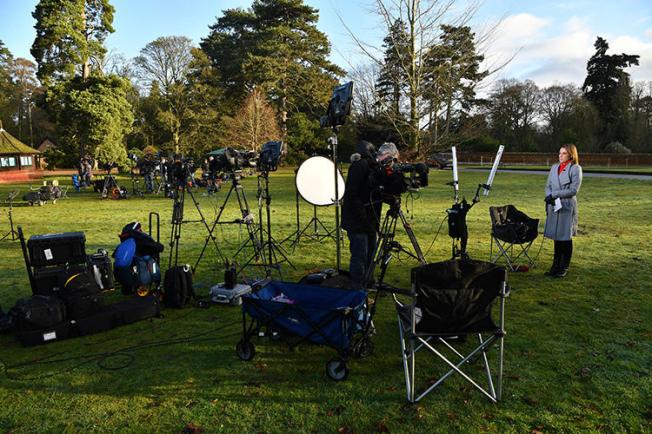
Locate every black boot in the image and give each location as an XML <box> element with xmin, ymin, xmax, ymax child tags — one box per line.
<box><xmin>554</xmin><ymin>241</ymin><xmax>572</xmax><ymax>278</ymax></box>
<box><xmin>545</xmin><ymin>251</ymin><xmax>560</xmax><ymax>276</ymax></box>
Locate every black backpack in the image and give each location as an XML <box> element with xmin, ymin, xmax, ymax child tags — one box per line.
<box><xmin>163</xmin><ymin>265</ymin><xmax>194</xmax><ymax>308</ymax></box>
<box><xmin>10</xmin><ymin>296</ymin><xmax>67</xmax><ymax>331</ymax></box>
<box><xmin>62</xmin><ymin>271</ymin><xmax>104</xmax><ymax>320</ymax></box>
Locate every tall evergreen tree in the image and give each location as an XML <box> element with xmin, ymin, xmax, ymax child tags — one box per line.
<box><xmin>375</xmin><ymin>20</ymin><xmax>409</xmax><ymax>136</ymax></box>
<box><xmin>31</xmin><ymin>0</ymin><xmax>114</xmax><ymax>85</ymax></box>
<box><xmin>200</xmin><ymin>9</ymin><xmax>257</xmax><ymax>109</ymax></box>
<box><xmin>46</xmin><ymin>75</ymin><xmax>133</xmax><ymax>166</ymax></box>
<box><xmin>201</xmin><ymin>0</ymin><xmax>343</xmax><ymax>146</ymax></box>
<box><xmin>582</xmin><ymin>36</ymin><xmax>639</xmax><ymax>147</ymax></box>
<box><xmin>0</xmin><ymin>40</ymin><xmax>16</xmax><ymax>128</ymax></box>
<box><xmin>423</xmin><ymin>25</ymin><xmax>487</xmax><ymax>148</ymax></box>
<box><xmin>31</xmin><ymin>0</ymin><xmax>132</xmax><ymax>164</ymax></box>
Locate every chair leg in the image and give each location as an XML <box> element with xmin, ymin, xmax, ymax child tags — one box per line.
<box><xmin>479</xmin><ymin>334</ymin><xmax>497</xmax><ymax>399</ymax></box>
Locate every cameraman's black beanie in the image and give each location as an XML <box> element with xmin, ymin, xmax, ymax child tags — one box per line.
<box><xmin>356</xmin><ymin>141</ymin><xmax>376</xmax><ymax>160</ymax></box>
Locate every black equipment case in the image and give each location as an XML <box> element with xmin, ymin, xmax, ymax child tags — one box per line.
<box><xmin>16</xmin><ymin>295</ymin><xmax>160</xmax><ymax>346</ymax></box>
<box><xmin>27</xmin><ymin>232</ymin><xmax>87</xmax><ymax>266</ymax></box>
<box><xmin>32</xmin><ymin>264</ymin><xmax>87</xmax><ymax>296</ymax></box>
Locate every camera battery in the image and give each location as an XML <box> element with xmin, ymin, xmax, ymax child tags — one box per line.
<box><xmin>209</xmin><ymin>283</ymin><xmax>252</xmax><ymax>306</ymax></box>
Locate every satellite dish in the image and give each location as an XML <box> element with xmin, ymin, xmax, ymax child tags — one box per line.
<box><xmin>295</xmin><ymin>156</ymin><xmax>345</xmax><ymax>206</ymax></box>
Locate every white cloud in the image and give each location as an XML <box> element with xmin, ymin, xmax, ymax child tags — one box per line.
<box><xmin>611</xmin><ymin>35</ymin><xmax>652</xmax><ymax>83</ymax></box>
<box><xmin>480</xmin><ymin>13</ymin><xmax>652</xmax><ymax>90</ymax></box>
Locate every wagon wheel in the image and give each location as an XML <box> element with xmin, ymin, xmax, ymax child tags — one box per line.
<box><xmin>326</xmin><ymin>358</ymin><xmax>349</xmax><ymax>381</ymax></box>
<box><xmin>236</xmin><ymin>340</ymin><xmax>255</xmax><ymax>361</ymax></box>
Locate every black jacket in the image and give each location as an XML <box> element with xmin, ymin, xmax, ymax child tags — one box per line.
<box><xmin>342</xmin><ymin>157</ymin><xmax>382</xmax><ymax>234</ymax></box>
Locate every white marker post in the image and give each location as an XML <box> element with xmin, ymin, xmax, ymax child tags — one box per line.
<box><xmin>483</xmin><ymin>145</ymin><xmax>505</xmax><ymax>196</ymax></box>
<box><xmin>451</xmin><ymin>146</ymin><xmax>459</xmax><ymax>202</ymax></box>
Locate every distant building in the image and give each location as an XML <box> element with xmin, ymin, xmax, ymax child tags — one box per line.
<box><xmin>0</xmin><ymin>122</ymin><xmax>42</xmax><ymax>183</ymax></box>
<box><xmin>37</xmin><ymin>138</ymin><xmax>57</xmax><ymax>153</ymax></box>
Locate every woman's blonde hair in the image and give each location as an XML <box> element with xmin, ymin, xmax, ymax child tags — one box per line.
<box><xmin>562</xmin><ymin>143</ymin><xmax>579</xmax><ymax>165</ymax></box>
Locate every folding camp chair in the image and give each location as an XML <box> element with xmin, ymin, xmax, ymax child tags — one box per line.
<box><xmin>394</xmin><ymin>259</ymin><xmax>508</xmax><ymax>403</ymax></box>
<box><xmin>489</xmin><ymin>205</ymin><xmax>539</xmax><ymax>271</ymax></box>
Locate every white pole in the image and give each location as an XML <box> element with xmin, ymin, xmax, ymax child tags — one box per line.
<box><xmin>483</xmin><ymin>145</ymin><xmax>505</xmax><ymax>196</ymax></box>
<box><xmin>451</xmin><ymin>146</ymin><xmax>459</xmax><ymax>202</ymax></box>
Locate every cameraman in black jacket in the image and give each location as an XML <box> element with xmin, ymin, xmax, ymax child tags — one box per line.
<box><xmin>341</xmin><ymin>141</ymin><xmax>384</xmax><ymax>287</ymax></box>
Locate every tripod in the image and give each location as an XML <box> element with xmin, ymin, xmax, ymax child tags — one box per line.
<box><xmin>194</xmin><ymin>171</ymin><xmax>265</xmax><ymax>274</ymax></box>
<box><xmin>130</xmin><ymin>166</ymin><xmax>144</xmax><ymax>198</ymax></box>
<box><xmin>168</xmin><ymin>180</ymin><xmax>225</xmax><ymax>270</ymax></box>
<box><xmin>1</xmin><ymin>191</ymin><xmax>19</xmax><ymax>242</ymax></box>
<box><xmin>246</xmin><ymin>172</ymin><xmax>294</xmax><ymax>275</ymax></box>
<box><xmin>364</xmin><ymin>196</ymin><xmax>427</xmax><ymax>289</ymax></box>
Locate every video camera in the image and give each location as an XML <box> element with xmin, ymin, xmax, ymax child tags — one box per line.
<box><xmin>214</xmin><ymin>148</ymin><xmax>258</xmax><ymax>172</ymax></box>
<box><xmin>320</xmin><ymin>82</ymin><xmax>353</xmax><ymax>128</ymax></box>
<box><xmin>376</xmin><ymin>159</ymin><xmax>429</xmax><ymax>197</ymax></box>
<box><xmin>257</xmin><ymin>141</ymin><xmax>285</xmax><ymax>173</ymax></box>
<box><xmin>172</xmin><ymin>155</ymin><xmax>197</xmax><ymax>186</ymax></box>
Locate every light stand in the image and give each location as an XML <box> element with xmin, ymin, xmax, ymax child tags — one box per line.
<box><xmin>282</xmin><ymin>167</ymin><xmax>336</xmax><ymax>249</ymax></box>
<box><xmin>446</xmin><ymin>145</ymin><xmax>504</xmax><ymax>259</ymax></box>
<box><xmin>329</xmin><ymin>130</ymin><xmax>343</xmax><ymax>271</ymax></box>
<box><xmin>1</xmin><ymin>191</ymin><xmax>19</xmax><ymax>242</ymax></box>
<box><xmin>247</xmin><ymin>172</ymin><xmax>294</xmax><ymax>276</ymax></box>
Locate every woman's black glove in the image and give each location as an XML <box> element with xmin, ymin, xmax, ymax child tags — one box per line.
<box><xmin>544</xmin><ymin>194</ymin><xmax>554</xmax><ymax>205</ymax></box>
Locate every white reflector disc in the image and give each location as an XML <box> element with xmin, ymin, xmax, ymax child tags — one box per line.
<box><xmin>295</xmin><ymin>156</ymin><xmax>345</xmax><ymax>206</ymax></box>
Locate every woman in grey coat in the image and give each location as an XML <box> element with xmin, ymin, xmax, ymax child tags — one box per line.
<box><xmin>543</xmin><ymin>144</ymin><xmax>582</xmax><ymax>277</ymax></box>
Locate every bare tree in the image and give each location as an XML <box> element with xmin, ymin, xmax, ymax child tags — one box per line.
<box><xmin>538</xmin><ymin>83</ymin><xmax>580</xmax><ymax>127</ymax></box>
<box><xmin>134</xmin><ymin>36</ymin><xmax>194</xmax><ymax>151</ymax></box>
<box><xmin>342</xmin><ymin>1</ymin><xmax>509</xmax><ymax>155</ymax></box>
<box><xmin>347</xmin><ymin>63</ymin><xmax>381</xmax><ymax>121</ymax></box>
<box><xmin>222</xmin><ymin>88</ymin><xmax>280</xmax><ymax>151</ymax></box>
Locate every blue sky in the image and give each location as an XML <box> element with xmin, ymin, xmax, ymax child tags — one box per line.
<box><xmin>2</xmin><ymin>0</ymin><xmax>652</xmax><ymax>88</ymax></box>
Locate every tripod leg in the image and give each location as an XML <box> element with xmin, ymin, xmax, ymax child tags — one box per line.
<box><xmin>190</xmin><ymin>186</ymin><xmax>227</xmax><ymax>271</ymax></box>
<box><xmin>398</xmin><ymin>210</ymin><xmax>426</xmax><ymax>265</ymax></box>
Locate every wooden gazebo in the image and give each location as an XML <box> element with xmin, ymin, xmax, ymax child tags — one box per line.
<box><xmin>0</xmin><ymin>121</ymin><xmax>42</xmax><ymax>183</ymax></box>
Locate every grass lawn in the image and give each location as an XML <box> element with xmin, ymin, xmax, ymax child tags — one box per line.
<box><xmin>464</xmin><ymin>165</ymin><xmax>652</xmax><ymax>174</ymax></box>
<box><xmin>0</xmin><ymin>168</ymin><xmax>651</xmax><ymax>433</ymax></box>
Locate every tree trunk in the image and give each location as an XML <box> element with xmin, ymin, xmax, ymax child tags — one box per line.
<box><xmin>28</xmin><ymin>102</ymin><xmax>34</xmax><ymax>146</ymax></box>
<box><xmin>280</xmin><ymin>77</ymin><xmax>287</xmax><ymax>138</ymax></box>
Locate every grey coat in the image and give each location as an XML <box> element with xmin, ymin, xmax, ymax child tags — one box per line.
<box><xmin>543</xmin><ymin>163</ymin><xmax>582</xmax><ymax>241</ymax></box>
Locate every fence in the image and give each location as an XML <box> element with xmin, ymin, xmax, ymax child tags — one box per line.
<box><xmin>457</xmin><ymin>152</ymin><xmax>652</xmax><ymax>167</ymax></box>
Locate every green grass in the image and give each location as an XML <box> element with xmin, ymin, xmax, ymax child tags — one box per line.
<box><xmin>0</xmin><ymin>169</ymin><xmax>651</xmax><ymax>433</ymax></box>
<box><xmin>465</xmin><ymin>164</ymin><xmax>652</xmax><ymax>174</ymax></box>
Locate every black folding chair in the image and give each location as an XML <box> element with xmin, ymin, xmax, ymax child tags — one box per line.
<box><xmin>394</xmin><ymin>259</ymin><xmax>508</xmax><ymax>403</ymax></box>
<box><xmin>489</xmin><ymin>205</ymin><xmax>539</xmax><ymax>271</ymax></box>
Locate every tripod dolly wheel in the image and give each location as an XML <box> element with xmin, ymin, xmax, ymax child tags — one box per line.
<box><xmin>326</xmin><ymin>357</ymin><xmax>349</xmax><ymax>381</ymax></box>
<box><xmin>236</xmin><ymin>339</ymin><xmax>256</xmax><ymax>361</ymax></box>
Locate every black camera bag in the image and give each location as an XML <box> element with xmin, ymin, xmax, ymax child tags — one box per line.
<box><xmin>10</xmin><ymin>295</ymin><xmax>67</xmax><ymax>331</ymax></box>
<box><xmin>62</xmin><ymin>271</ymin><xmax>104</xmax><ymax>320</ymax></box>
<box><xmin>163</xmin><ymin>265</ymin><xmax>193</xmax><ymax>308</ymax></box>
<box><xmin>88</xmin><ymin>249</ymin><xmax>114</xmax><ymax>291</ymax></box>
